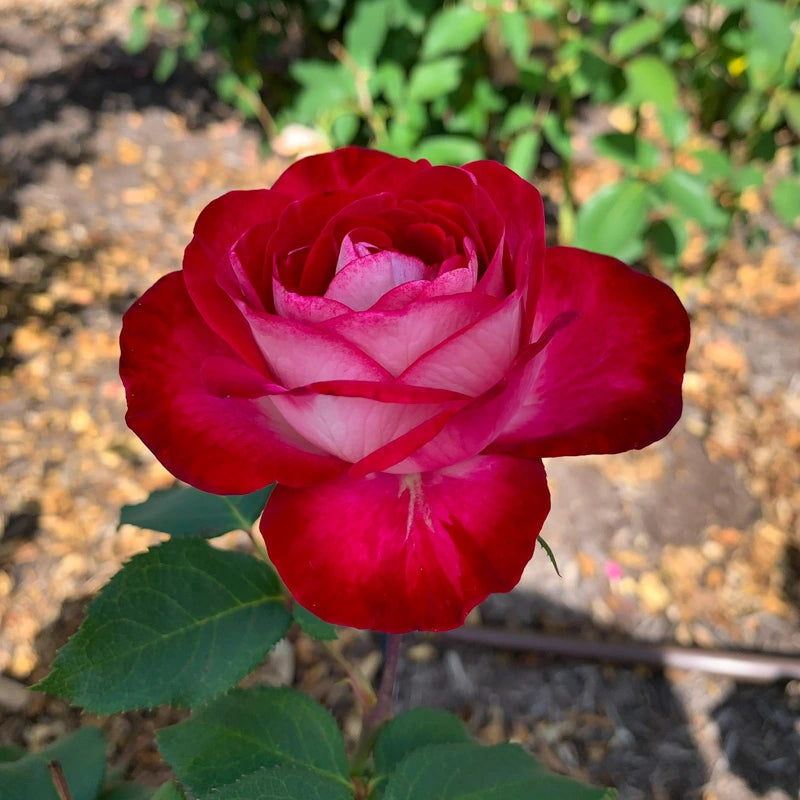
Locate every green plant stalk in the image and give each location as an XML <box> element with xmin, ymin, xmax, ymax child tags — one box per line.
<box><xmin>556</xmin><ymin>88</ymin><xmax>575</xmax><ymax>246</ymax></box>
<box><xmin>329</xmin><ymin>41</ymin><xmax>386</xmax><ymax>145</ymax></box>
<box><xmin>350</xmin><ymin>634</ymin><xmax>403</xmax><ymax>775</ymax></box>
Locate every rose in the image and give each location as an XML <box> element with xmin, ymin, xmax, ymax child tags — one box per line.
<box><xmin>120</xmin><ymin>147</ymin><xmax>689</xmax><ymax>633</ymax></box>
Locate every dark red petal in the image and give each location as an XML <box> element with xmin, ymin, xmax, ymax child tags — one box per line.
<box><xmin>183</xmin><ymin>192</ymin><xmax>290</xmax><ymax>371</ymax></box>
<box><xmin>120</xmin><ymin>271</ymin><xmax>345</xmax><ymax>492</ymax></box>
<box><xmin>270</xmin><ymin>147</ymin><xmax>399</xmax><ymax>199</ymax></box>
<box><xmin>261</xmin><ymin>456</ymin><xmax>550</xmax><ymax>632</ymax></box>
<box><xmin>491</xmin><ymin>247</ymin><xmax>690</xmax><ymax>456</ymax></box>
<box><xmin>192</xmin><ymin>189</ymin><xmax>290</xmax><ymax>255</ymax></box>
<box><xmin>463</xmin><ymin>160</ymin><xmax>545</xmax><ymax>260</ymax></box>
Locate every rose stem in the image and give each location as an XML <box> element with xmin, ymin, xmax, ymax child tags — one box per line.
<box><xmin>47</xmin><ymin>762</ymin><xmax>73</xmax><ymax>800</ymax></box>
<box><xmin>350</xmin><ymin>633</ymin><xmax>403</xmax><ymax>774</ymax></box>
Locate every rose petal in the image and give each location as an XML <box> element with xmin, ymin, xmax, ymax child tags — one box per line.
<box><xmin>261</xmin><ymin>455</ymin><xmax>550</xmax><ymax>632</ymax></box>
<box><xmin>269</xmin><ymin>392</ymin><xmax>450</xmax><ymax>464</ymax></box>
<box><xmin>490</xmin><ymin>247</ymin><xmax>690</xmax><ymax>456</ymax></box>
<box><xmin>182</xmin><ymin>192</ymin><xmax>289</xmax><ymax>369</ymax></box>
<box><xmin>324</xmin><ymin>249</ymin><xmax>429</xmax><ymax>311</ymax></box>
<box><xmin>273</xmin><ymin>279</ymin><xmax>352</xmax><ymax>323</ymax></box>
<box><xmin>271</xmin><ymin>147</ymin><xmax>403</xmax><ymax>198</ymax></box>
<box><xmin>463</xmin><ymin>160</ymin><xmax>545</xmax><ymax>260</ymax></box>
<box><xmin>384</xmin><ymin>310</ymin><xmax>577</xmax><ymax>473</ymax></box>
<box><xmin>240</xmin><ymin>305</ymin><xmax>392</xmax><ymax>388</ymax></box>
<box><xmin>120</xmin><ymin>272</ymin><xmax>345</xmax><ymax>492</ymax></box>
<box><xmin>322</xmin><ymin>292</ymin><xmax>499</xmax><ymax>376</ymax></box>
<box><xmin>191</xmin><ymin>189</ymin><xmax>289</xmax><ymax>256</ymax></box>
<box><xmin>399</xmin><ymin>291</ymin><xmax>523</xmax><ymax>395</ymax></box>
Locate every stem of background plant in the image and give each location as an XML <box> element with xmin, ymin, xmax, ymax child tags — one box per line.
<box><xmin>324</xmin><ymin>640</ymin><xmax>378</xmax><ymax>712</ymax></box>
<box><xmin>350</xmin><ymin>634</ymin><xmax>403</xmax><ymax>774</ymax></box>
<box><xmin>233</xmin><ymin>80</ymin><xmax>277</xmax><ymax>140</ymax></box>
<box><xmin>556</xmin><ymin>91</ymin><xmax>576</xmax><ymax>247</ymax></box>
<box><xmin>244</xmin><ymin>523</ymin><xmax>379</xmax><ymax>709</ymax></box>
<box><xmin>47</xmin><ymin>762</ymin><xmax>73</xmax><ymax>800</ymax></box>
<box><xmin>329</xmin><ymin>41</ymin><xmax>386</xmax><ymax>144</ymax></box>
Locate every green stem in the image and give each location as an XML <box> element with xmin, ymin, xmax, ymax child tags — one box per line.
<box><xmin>350</xmin><ymin>634</ymin><xmax>403</xmax><ymax>775</ymax></box>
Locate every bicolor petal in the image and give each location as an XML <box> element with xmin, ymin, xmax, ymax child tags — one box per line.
<box><xmin>120</xmin><ymin>271</ymin><xmax>345</xmax><ymax>492</ymax></box>
<box><xmin>260</xmin><ymin>455</ymin><xmax>550</xmax><ymax>632</ymax></box>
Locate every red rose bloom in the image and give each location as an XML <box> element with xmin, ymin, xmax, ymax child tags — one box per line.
<box><xmin>120</xmin><ymin>148</ymin><xmax>689</xmax><ymax>633</ymax></box>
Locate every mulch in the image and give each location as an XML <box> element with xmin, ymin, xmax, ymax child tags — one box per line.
<box><xmin>1</xmin><ymin>2</ymin><xmax>799</xmax><ymax>799</ymax></box>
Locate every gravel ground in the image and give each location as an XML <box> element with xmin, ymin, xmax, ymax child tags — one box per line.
<box><xmin>1</xmin><ymin>2</ymin><xmax>799</xmax><ymax>798</ymax></box>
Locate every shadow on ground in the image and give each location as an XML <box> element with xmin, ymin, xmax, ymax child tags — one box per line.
<box><xmin>399</xmin><ymin>590</ymin><xmax>800</xmax><ymax>800</ymax></box>
<box><xmin>0</xmin><ymin>36</ymin><xmax>227</xmax><ymax>221</ymax></box>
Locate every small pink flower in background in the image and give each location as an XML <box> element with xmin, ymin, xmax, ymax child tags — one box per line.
<box><xmin>120</xmin><ymin>148</ymin><xmax>689</xmax><ymax>633</ymax></box>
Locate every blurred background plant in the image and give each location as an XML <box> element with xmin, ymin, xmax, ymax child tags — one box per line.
<box><xmin>127</xmin><ymin>0</ymin><xmax>799</xmax><ymax>273</ymax></box>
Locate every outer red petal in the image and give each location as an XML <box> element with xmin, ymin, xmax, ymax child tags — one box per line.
<box><xmin>120</xmin><ymin>271</ymin><xmax>345</xmax><ymax>492</ymax></box>
<box><xmin>182</xmin><ymin>190</ymin><xmax>290</xmax><ymax>370</ymax></box>
<box><xmin>260</xmin><ymin>456</ymin><xmax>550</xmax><ymax>632</ymax></box>
<box><xmin>463</xmin><ymin>160</ymin><xmax>545</xmax><ymax>260</ymax></box>
<box><xmin>270</xmin><ymin>147</ymin><xmax>400</xmax><ymax>199</ymax></box>
<box><xmin>491</xmin><ymin>247</ymin><xmax>690</xmax><ymax>457</ymax></box>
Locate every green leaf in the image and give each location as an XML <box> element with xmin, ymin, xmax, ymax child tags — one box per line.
<box><xmin>731</xmin><ymin>164</ymin><xmax>765</xmax><ymax>192</ymax></box>
<box><xmin>783</xmin><ymin>93</ymin><xmax>800</xmax><ymax>137</ymax></box>
<box><xmin>647</xmin><ymin>217</ymin><xmax>688</xmax><ymax>269</ymax></box>
<box><xmin>421</xmin><ymin>6</ymin><xmax>487</xmax><ymax>59</ymax></box>
<box><xmin>374</xmin><ymin>709</ymin><xmax>471</xmax><ymax>777</ymax></box>
<box><xmin>126</xmin><ymin>6</ymin><xmax>149</xmax><ymax>54</ymax></box>
<box><xmin>0</xmin><ymin>727</ymin><xmax>106</xmax><ymax>800</ymax></box>
<box><xmin>729</xmin><ymin>92</ymin><xmax>764</xmax><ymax>134</ymax></box>
<box><xmin>772</xmin><ymin>177</ymin><xmax>800</xmax><ymax>226</ymax></box>
<box><xmin>624</xmin><ymin>55</ymin><xmax>678</xmax><ymax>111</ymax></box>
<box><xmin>500</xmin><ymin>10</ymin><xmax>530</xmax><ymax>64</ymax></box>
<box><xmin>383</xmin><ymin>742</ymin><xmax>614</xmax><ymax>799</ymax></box>
<box><xmin>415</xmin><ymin>136</ymin><xmax>484</xmax><ymax>165</ymax></box>
<box><xmin>153</xmin><ymin>48</ymin><xmax>178</xmax><ymax>83</ymax></box>
<box><xmin>590</xmin><ymin>1</ymin><xmax>637</xmax><ymax>24</ymax></box>
<box><xmin>216</xmin><ymin>72</ymin><xmax>240</xmax><ymax>103</ymax></box>
<box><xmin>500</xmin><ymin>103</ymin><xmax>537</xmax><ymax>137</ymax></box>
<box><xmin>746</xmin><ymin>0</ymin><xmax>793</xmax><ymax>63</ymax></box>
<box><xmin>658</xmin><ymin>170</ymin><xmax>728</xmax><ymax>229</ymax></box>
<box><xmin>344</xmin><ymin>0</ymin><xmax>390</xmax><ymax>68</ymax></box>
<box><xmin>408</xmin><ymin>57</ymin><xmax>463</xmax><ymax>103</ymax></box>
<box><xmin>592</xmin><ymin>132</ymin><xmax>660</xmax><ymax>171</ymax></box>
<box><xmin>158</xmin><ymin>686</ymin><xmax>349</xmax><ymax>797</ymax></box>
<box><xmin>293</xmin><ymin>603</ymin><xmax>338</xmax><ymax>640</ymax></box>
<box><xmin>331</xmin><ymin>112</ymin><xmax>360</xmax><ymax>146</ymax></box>
<box><xmin>638</xmin><ymin>0</ymin><xmax>688</xmax><ymax>23</ymax></box>
<box><xmin>307</xmin><ymin>0</ymin><xmax>347</xmax><ymax>30</ymax></box>
<box><xmin>99</xmin><ymin>783</ymin><xmax>154</xmax><ymax>800</ymax></box>
<box><xmin>373</xmin><ymin>62</ymin><xmax>406</xmax><ymax>106</ymax></box>
<box><xmin>290</xmin><ymin>61</ymin><xmax>357</xmax><ymax>122</ymax></box>
<box><xmin>657</xmin><ymin>108</ymin><xmax>689</xmax><ymax>147</ymax></box>
<box><xmin>154</xmin><ymin>2</ymin><xmax>179</xmax><ymax>28</ymax></box>
<box><xmin>505</xmin><ymin>131</ymin><xmax>541</xmax><ymax>179</ymax></box>
<box><xmin>153</xmin><ymin>2</ymin><xmax>179</xmax><ymax>28</ymax></box>
<box><xmin>36</xmin><ymin>540</ymin><xmax>290</xmax><ymax>712</ymax></box>
<box><xmin>574</xmin><ymin>180</ymin><xmax>650</xmax><ymax>262</ymax></box>
<box><xmin>693</xmin><ymin>149</ymin><xmax>732</xmax><ymax>181</ymax></box>
<box><xmin>211</xmin><ymin>765</ymin><xmax>352</xmax><ymax>800</ymax></box>
<box><xmin>610</xmin><ymin>17</ymin><xmax>663</xmax><ymax>58</ymax></box>
<box><xmin>120</xmin><ymin>484</ymin><xmax>272</xmax><ymax>539</ymax></box>
<box><xmin>0</xmin><ymin>744</ymin><xmax>24</xmax><ymax>762</ymax></box>
<box><xmin>150</xmin><ymin>783</ymin><xmax>186</xmax><ymax>800</ymax></box>
<box><xmin>542</xmin><ymin>113</ymin><xmax>572</xmax><ymax>159</ymax></box>
<box><xmin>537</xmin><ymin>536</ymin><xmax>561</xmax><ymax>577</ymax></box>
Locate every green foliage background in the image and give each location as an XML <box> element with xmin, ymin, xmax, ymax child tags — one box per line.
<box><xmin>129</xmin><ymin>0</ymin><xmax>799</xmax><ymax>270</ymax></box>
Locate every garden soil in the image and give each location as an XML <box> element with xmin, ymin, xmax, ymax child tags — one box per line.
<box><xmin>1</xmin><ymin>2</ymin><xmax>799</xmax><ymax>799</ymax></box>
